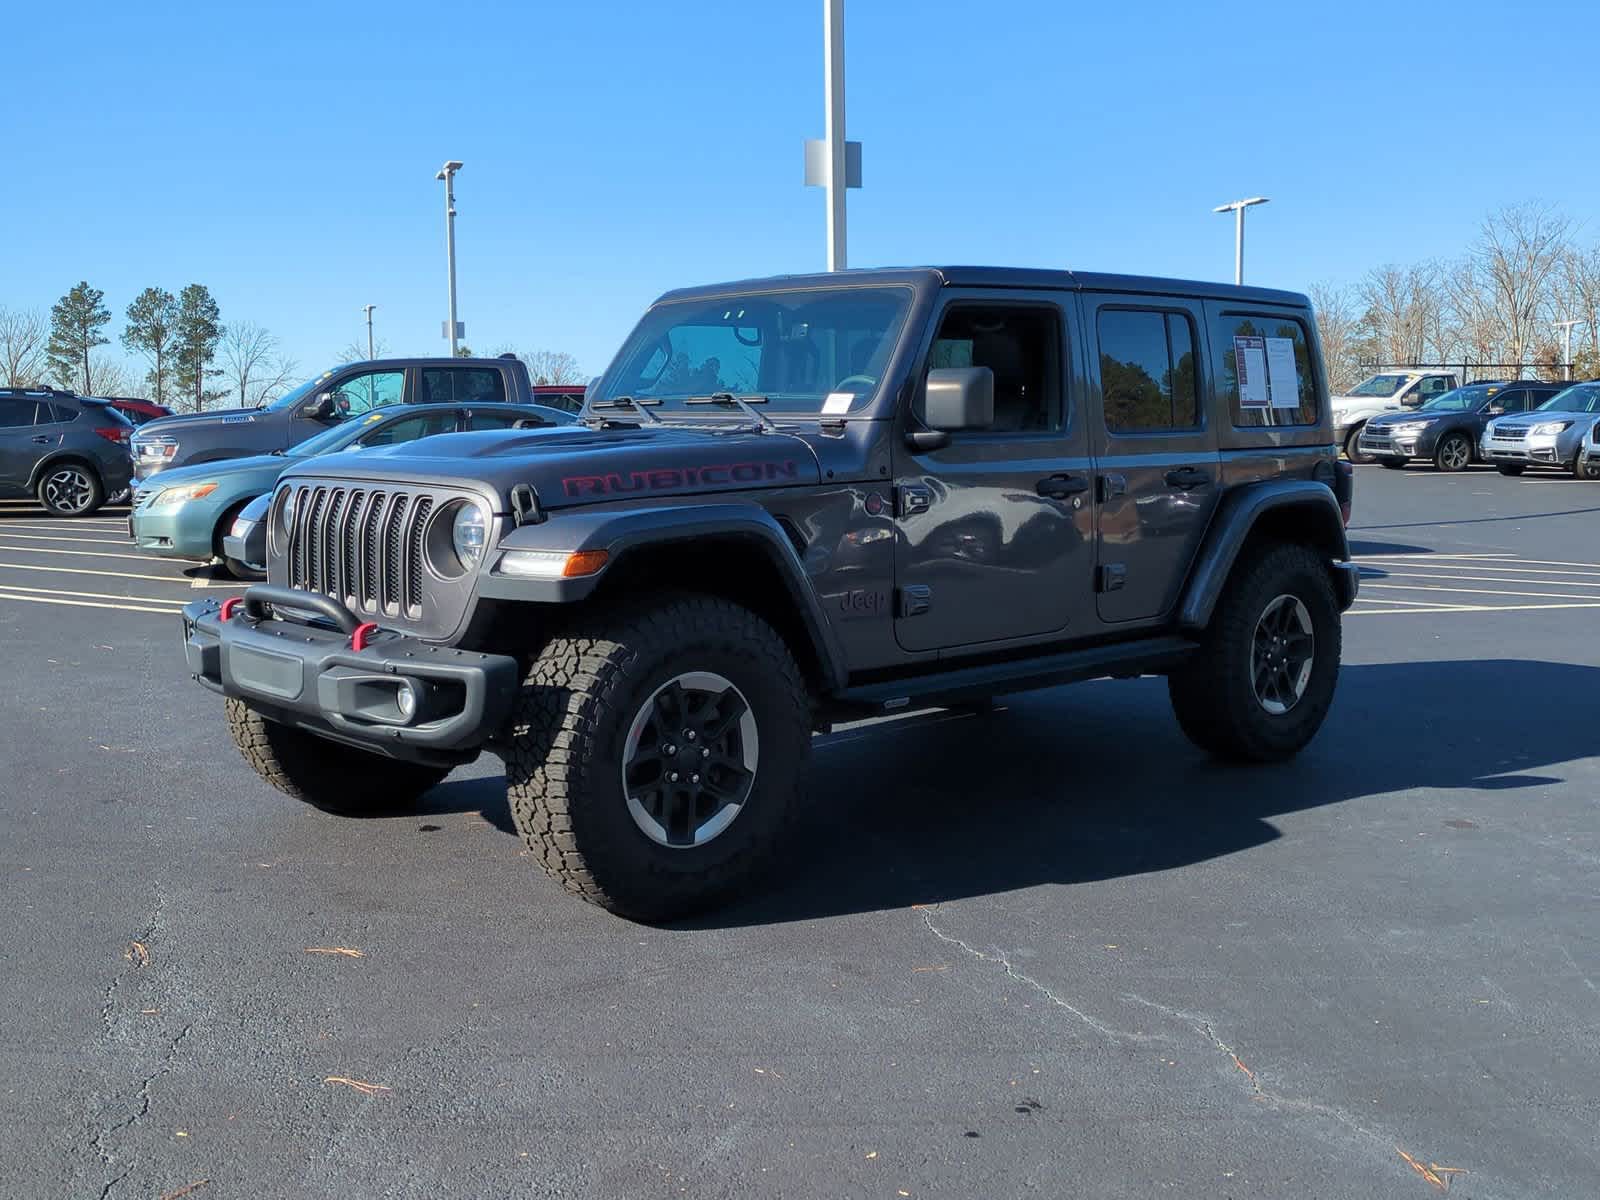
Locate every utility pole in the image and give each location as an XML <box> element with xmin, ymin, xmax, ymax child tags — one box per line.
<box><xmin>435</xmin><ymin>160</ymin><xmax>464</xmax><ymax>354</ymax></box>
<box><xmin>804</xmin><ymin>0</ymin><xmax>861</xmax><ymax>272</ymax></box>
<box><xmin>1213</xmin><ymin>197</ymin><xmax>1270</xmax><ymax>285</ymax></box>
<box><xmin>362</xmin><ymin>304</ymin><xmax>377</xmax><ymax>361</ymax></box>
<box><xmin>1555</xmin><ymin>319</ymin><xmax>1583</xmax><ymax>381</ymax></box>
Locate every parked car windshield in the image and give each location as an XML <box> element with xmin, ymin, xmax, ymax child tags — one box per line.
<box><xmin>1535</xmin><ymin>384</ymin><xmax>1600</xmax><ymax>413</ymax></box>
<box><xmin>284</xmin><ymin>407</ymin><xmax>399</xmax><ymax>456</ymax></box>
<box><xmin>263</xmin><ymin>371</ymin><xmax>335</xmax><ymax>412</ymax></box>
<box><xmin>596</xmin><ymin>286</ymin><xmax>913</xmax><ymax>414</ymax></box>
<box><xmin>1416</xmin><ymin>388</ymin><xmax>1481</xmax><ymax>412</ymax></box>
<box><xmin>1346</xmin><ymin>374</ymin><xmax>1409</xmax><ymax>397</ymax></box>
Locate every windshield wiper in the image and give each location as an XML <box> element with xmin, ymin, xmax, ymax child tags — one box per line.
<box><xmin>582</xmin><ymin>394</ymin><xmax>663</xmax><ymax>426</ymax></box>
<box><xmin>683</xmin><ymin>392</ymin><xmax>776</xmax><ymax>432</ymax></box>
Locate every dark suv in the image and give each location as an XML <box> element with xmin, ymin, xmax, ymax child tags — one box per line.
<box><xmin>1357</xmin><ymin>380</ymin><xmax>1565</xmax><ymax>471</ymax></box>
<box><xmin>0</xmin><ymin>387</ymin><xmax>134</xmax><ymax>515</ymax></box>
<box><xmin>182</xmin><ymin>267</ymin><xmax>1358</xmax><ymax>921</ymax></box>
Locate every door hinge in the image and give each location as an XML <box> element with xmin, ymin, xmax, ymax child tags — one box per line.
<box><xmin>896</xmin><ymin>483</ymin><xmax>932</xmax><ymax>518</ymax></box>
<box><xmin>898</xmin><ymin>584</ymin><xmax>932</xmax><ymax>618</ymax></box>
<box><xmin>1097</xmin><ymin>564</ymin><xmax>1127</xmax><ymax>593</ymax></box>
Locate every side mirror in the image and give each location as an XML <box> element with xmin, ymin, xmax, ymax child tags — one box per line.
<box><xmin>925</xmin><ymin>367</ymin><xmax>994</xmax><ymax>431</ymax></box>
<box><xmin>1400</xmin><ymin>394</ymin><xmax>1423</xmax><ymax>408</ymax></box>
<box><xmin>1486</xmin><ymin>405</ymin><xmax>1505</xmax><ymax>416</ymax></box>
<box><xmin>302</xmin><ymin>392</ymin><xmax>337</xmax><ymax>420</ymax></box>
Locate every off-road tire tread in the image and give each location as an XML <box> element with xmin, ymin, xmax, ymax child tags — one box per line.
<box><xmin>1168</xmin><ymin>542</ymin><xmax>1341</xmax><ymax>763</ymax></box>
<box><xmin>504</xmin><ymin>592</ymin><xmax>810</xmax><ymax>920</ymax></box>
<box><xmin>225</xmin><ymin>697</ymin><xmax>450</xmax><ymax>811</ymax></box>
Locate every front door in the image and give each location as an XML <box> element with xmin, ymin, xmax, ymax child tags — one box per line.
<box><xmin>1087</xmin><ymin>298</ymin><xmax>1220</xmax><ymax>624</ymax></box>
<box><xmin>892</xmin><ymin>294</ymin><xmax>1096</xmax><ymax>652</ymax></box>
<box><xmin>291</xmin><ymin>366</ymin><xmax>407</xmax><ymax>443</ymax></box>
<box><xmin>0</xmin><ymin>397</ymin><xmax>55</xmax><ymax>491</ymax></box>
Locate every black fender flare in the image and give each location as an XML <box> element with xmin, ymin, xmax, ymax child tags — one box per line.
<box><xmin>1177</xmin><ymin>480</ymin><xmax>1356</xmax><ymax>633</ymax></box>
<box><xmin>27</xmin><ymin>451</ymin><xmax>104</xmax><ymax>493</ymax></box>
<box><xmin>478</xmin><ymin>502</ymin><xmax>847</xmax><ymax>692</ymax></box>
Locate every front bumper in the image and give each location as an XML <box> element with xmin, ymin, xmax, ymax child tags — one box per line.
<box><xmin>182</xmin><ymin>586</ymin><xmax>520</xmax><ymax>763</ymax></box>
<box><xmin>130</xmin><ymin>501</ymin><xmax>215</xmax><ymax>560</ymax></box>
<box><xmin>221</xmin><ymin>515</ymin><xmax>265</xmax><ymax>572</ymax></box>
<box><xmin>1358</xmin><ymin>425</ymin><xmax>1437</xmax><ymax>460</ymax></box>
<box><xmin>1481</xmin><ymin>432</ymin><xmax>1569</xmax><ymax>466</ymax></box>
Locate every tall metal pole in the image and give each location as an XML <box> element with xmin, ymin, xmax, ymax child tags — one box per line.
<box><xmin>1234</xmin><ymin>206</ymin><xmax>1244</xmax><ymax>286</ymax></box>
<box><xmin>437</xmin><ymin>161</ymin><xmax>463</xmax><ymax>355</ymax></box>
<box><xmin>362</xmin><ymin>304</ymin><xmax>376</xmax><ymax>361</ymax></box>
<box><xmin>823</xmin><ymin>0</ymin><xmax>847</xmax><ymax>272</ymax></box>
<box><xmin>1555</xmin><ymin>319</ymin><xmax>1582</xmax><ymax>381</ymax></box>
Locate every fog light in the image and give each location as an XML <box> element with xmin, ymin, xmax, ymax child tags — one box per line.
<box><xmin>396</xmin><ymin>686</ymin><xmax>417</xmax><ymax>720</ymax></box>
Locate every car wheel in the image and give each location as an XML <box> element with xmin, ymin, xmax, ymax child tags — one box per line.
<box><xmin>1571</xmin><ymin>453</ymin><xmax>1587</xmax><ymax>479</ymax></box>
<box><xmin>1380</xmin><ymin>457</ymin><xmax>1408</xmax><ymax>470</ymax></box>
<box><xmin>214</xmin><ymin>501</ymin><xmax>266</xmax><ymax>580</ymax></box>
<box><xmin>1434</xmin><ymin>432</ymin><xmax>1472</xmax><ymax>472</ymax></box>
<box><xmin>504</xmin><ymin>592</ymin><xmax>811</xmax><ymax>921</ymax></box>
<box><xmin>1496</xmin><ymin>463</ymin><xmax>1525</xmax><ymax>476</ymax></box>
<box><xmin>1168</xmin><ymin>542</ymin><xmax>1341</xmax><ymax>763</ymax></box>
<box><xmin>225</xmin><ymin>697</ymin><xmax>451</xmax><ymax>814</ymax></box>
<box><xmin>1344</xmin><ymin>427</ymin><xmax>1374</xmax><ymax>465</ymax></box>
<box><xmin>37</xmin><ymin>462</ymin><xmax>104</xmax><ymax>516</ymax></box>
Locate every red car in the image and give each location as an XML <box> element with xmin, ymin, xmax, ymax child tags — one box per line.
<box><xmin>100</xmin><ymin>396</ymin><xmax>173</xmax><ymax>425</ymax></box>
<box><xmin>529</xmin><ymin>384</ymin><xmax>585</xmax><ymax>413</ymax></box>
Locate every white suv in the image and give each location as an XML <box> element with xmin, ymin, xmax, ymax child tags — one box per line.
<box><xmin>1332</xmin><ymin>371</ymin><xmax>1458</xmax><ymax>463</ymax></box>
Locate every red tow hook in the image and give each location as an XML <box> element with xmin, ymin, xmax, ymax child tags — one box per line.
<box><xmin>350</xmin><ymin>621</ymin><xmax>379</xmax><ymax>652</ymax></box>
<box><xmin>219</xmin><ymin>596</ymin><xmax>245</xmax><ymax>621</ymax></box>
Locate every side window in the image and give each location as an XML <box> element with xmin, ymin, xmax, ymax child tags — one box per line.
<box><xmin>463</xmin><ymin>409</ymin><xmax>534</xmax><ymax>431</ymax></box>
<box><xmin>1218</xmin><ymin>314</ymin><xmax>1318</xmax><ymax>426</ymax></box>
<box><xmin>1097</xmin><ymin>309</ymin><xmax>1200</xmax><ymax>433</ymax></box>
<box><xmin>359</xmin><ymin>410</ymin><xmax>457</xmax><ymax>447</ymax></box>
<box><xmin>418</xmin><ymin>369</ymin><xmax>453</xmax><ymax>404</ymax></box>
<box><xmin>921</xmin><ymin>305</ymin><xmax>1061</xmax><ymax>433</ymax></box>
<box><xmin>331</xmin><ymin>369</ymin><xmax>405</xmax><ymax>419</ymax></box>
<box><xmin>451</xmin><ymin>368</ymin><xmax>506</xmax><ymax>404</ymax></box>
<box><xmin>1495</xmin><ymin>390</ymin><xmax>1528</xmax><ymax>414</ymax></box>
<box><xmin>1418</xmin><ymin>376</ymin><xmax>1452</xmax><ymax>401</ymax></box>
<box><xmin>0</xmin><ymin>398</ymin><xmax>38</xmax><ymax>427</ymax></box>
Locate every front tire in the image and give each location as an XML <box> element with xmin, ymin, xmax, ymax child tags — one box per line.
<box><xmin>1434</xmin><ymin>432</ymin><xmax>1472</xmax><ymax>472</ymax></box>
<box><xmin>1169</xmin><ymin>543</ymin><xmax>1341</xmax><ymax>763</ymax></box>
<box><xmin>37</xmin><ymin>462</ymin><xmax>104</xmax><ymax>516</ymax></box>
<box><xmin>1380</xmin><ymin>457</ymin><xmax>1408</xmax><ymax>470</ymax></box>
<box><xmin>225</xmin><ymin>698</ymin><xmax>451</xmax><ymax>814</ymax></box>
<box><xmin>504</xmin><ymin>593</ymin><xmax>811</xmax><ymax>921</ymax></box>
<box><xmin>1496</xmin><ymin>463</ymin><xmax>1525</xmax><ymax>476</ymax></box>
<box><xmin>1344</xmin><ymin>426</ymin><xmax>1373</xmax><ymax>465</ymax></box>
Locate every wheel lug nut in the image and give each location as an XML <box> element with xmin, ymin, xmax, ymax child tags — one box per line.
<box><xmin>702</xmin><ymin>748</ymin><xmax>710</xmax><ymax>758</ymax></box>
<box><xmin>691</xmin><ymin>774</ymin><xmax>700</xmax><ymax>784</ymax></box>
<box><xmin>665</xmin><ymin>744</ymin><xmax>676</xmax><ymax>755</ymax></box>
<box><xmin>669</xmin><ymin>772</ymin><xmax>680</xmax><ymax>782</ymax></box>
<box><xmin>686</xmin><ymin>730</ymin><xmax>697</xmax><ymax>741</ymax></box>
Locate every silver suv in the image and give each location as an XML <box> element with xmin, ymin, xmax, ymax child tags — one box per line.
<box><xmin>1481</xmin><ymin>382</ymin><xmax>1600</xmax><ymax>476</ymax></box>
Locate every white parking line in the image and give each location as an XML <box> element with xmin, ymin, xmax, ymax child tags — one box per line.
<box><xmin>1362</xmin><ymin>582</ymin><xmax>1600</xmax><ymax>602</ymax></box>
<box><xmin>1362</xmin><ymin>570</ymin><xmax>1600</xmax><ymax>590</ymax></box>
<box><xmin>0</xmin><ymin>581</ymin><xmax>189</xmax><ymax>606</ymax></box>
<box><xmin>0</xmin><ymin>544</ymin><xmax>160</xmax><ymax>561</ymax></box>
<box><xmin>0</xmin><ymin>561</ymin><xmax>225</xmax><ymax>587</ymax></box>
<box><xmin>0</xmin><ymin>591</ymin><xmax>174</xmax><ymax>616</ymax></box>
<box><xmin>1350</xmin><ymin>601</ymin><xmax>1600</xmax><ymax>615</ymax></box>
<box><xmin>0</xmin><ymin>530</ymin><xmax>141</xmax><ymax>546</ymax></box>
<box><xmin>1358</xmin><ymin>559</ymin><xmax>1600</xmax><ymax>580</ymax></box>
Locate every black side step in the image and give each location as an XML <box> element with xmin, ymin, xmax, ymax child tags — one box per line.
<box><xmin>831</xmin><ymin>636</ymin><xmax>1198</xmax><ymax>715</ymax></box>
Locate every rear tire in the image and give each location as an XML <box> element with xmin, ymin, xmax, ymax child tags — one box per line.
<box><xmin>1380</xmin><ymin>457</ymin><xmax>1408</xmax><ymax>470</ymax></box>
<box><xmin>1169</xmin><ymin>543</ymin><xmax>1341</xmax><ymax>763</ymax></box>
<box><xmin>1344</xmin><ymin>426</ymin><xmax>1374</xmax><ymax>465</ymax></box>
<box><xmin>1433</xmin><ymin>432</ymin><xmax>1472</xmax><ymax>472</ymax></box>
<box><xmin>504</xmin><ymin>593</ymin><xmax>811</xmax><ymax>922</ymax></box>
<box><xmin>1496</xmin><ymin>463</ymin><xmax>1525</xmax><ymax>476</ymax></box>
<box><xmin>225</xmin><ymin>698</ymin><xmax>451</xmax><ymax>814</ymax></box>
<box><xmin>37</xmin><ymin>461</ymin><xmax>104</xmax><ymax>516</ymax></box>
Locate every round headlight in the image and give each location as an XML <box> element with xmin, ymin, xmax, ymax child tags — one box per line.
<box><xmin>451</xmin><ymin>503</ymin><xmax>487</xmax><ymax>571</ymax></box>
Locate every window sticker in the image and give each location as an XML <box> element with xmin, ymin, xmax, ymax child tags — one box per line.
<box><xmin>1265</xmin><ymin>337</ymin><xmax>1300</xmax><ymax>408</ymax></box>
<box><xmin>1234</xmin><ymin>336</ymin><xmax>1269</xmax><ymax>407</ymax></box>
<box><xmin>822</xmin><ymin>391</ymin><xmax>855</xmax><ymax>415</ymax></box>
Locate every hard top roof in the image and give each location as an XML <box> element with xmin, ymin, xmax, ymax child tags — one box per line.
<box><xmin>656</xmin><ymin>266</ymin><xmax>1308</xmax><ymax>308</ymax></box>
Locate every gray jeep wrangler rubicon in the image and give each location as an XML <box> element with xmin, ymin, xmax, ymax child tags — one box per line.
<box><xmin>181</xmin><ymin>268</ymin><xmax>1357</xmax><ymax>921</ymax></box>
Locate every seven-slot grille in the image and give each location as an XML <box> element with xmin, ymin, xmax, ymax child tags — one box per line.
<box><xmin>283</xmin><ymin>484</ymin><xmax>437</xmax><ymax>619</ymax></box>
<box><xmin>1491</xmin><ymin>426</ymin><xmax>1528</xmax><ymax>442</ymax></box>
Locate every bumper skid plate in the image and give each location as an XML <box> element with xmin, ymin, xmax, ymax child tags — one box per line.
<box><xmin>183</xmin><ymin>585</ymin><xmax>519</xmax><ymax>759</ymax></box>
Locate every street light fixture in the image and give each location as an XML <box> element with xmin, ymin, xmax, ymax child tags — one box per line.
<box><xmin>1554</xmin><ymin>318</ymin><xmax>1584</xmax><ymax>381</ymax></box>
<box><xmin>1213</xmin><ymin>196</ymin><xmax>1270</xmax><ymax>286</ymax></box>
<box><xmin>362</xmin><ymin>304</ymin><xmax>377</xmax><ymax>361</ymax></box>
<box><xmin>435</xmin><ymin>160</ymin><xmax>464</xmax><ymax>355</ymax></box>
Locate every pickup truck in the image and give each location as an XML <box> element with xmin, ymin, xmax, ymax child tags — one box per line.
<box><xmin>1331</xmin><ymin>370</ymin><xmax>1458</xmax><ymax>463</ymax></box>
<box><xmin>131</xmin><ymin>355</ymin><xmax>584</xmax><ymax>481</ymax></box>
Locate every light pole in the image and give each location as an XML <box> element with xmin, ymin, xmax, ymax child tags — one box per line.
<box><xmin>1554</xmin><ymin>319</ymin><xmax>1583</xmax><ymax>381</ymax></box>
<box><xmin>435</xmin><ymin>160</ymin><xmax>464</xmax><ymax>354</ymax></box>
<box><xmin>1213</xmin><ymin>197</ymin><xmax>1270</xmax><ymax>285</ymax></box>
<box><xmin>362</xmin><ymin>304</ymin><xmax>377</xmax><ymax>361</ymax></box>
<box><xmin>803</xmin><ymin>0</ymin><xmax>861</xmax><ymax>271</ymax></box>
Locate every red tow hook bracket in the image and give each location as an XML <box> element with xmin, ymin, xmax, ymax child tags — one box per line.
<box><xmin>350</xmin><ymin>621</ymin><xmax>380</xmax><ymax>652</ymax></box>
<box><xmin>219</xmin><ymin>596</ymin><xmax>245</xmax><ymax>621</ymax></box>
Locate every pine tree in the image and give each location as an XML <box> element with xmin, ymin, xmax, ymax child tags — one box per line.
<box><xmin>121</xmin><ymin>287</ymin><xmax>179</xmax><ymax>405</ymax></box>
<box><xmin>171</xmin><ymin>284</ymin><xmax>225</xmax><ymax>411</ymax></box>
<box><xmin>46</xmin><ymin>281</ymin><xmax>111</xmax><ymax>393</ymax></box>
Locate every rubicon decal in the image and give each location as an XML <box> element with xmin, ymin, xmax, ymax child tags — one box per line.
<box><xmin>562</xmin><ymin>460</ymin><xmax>800</xmax><ymax>498</ymax></box>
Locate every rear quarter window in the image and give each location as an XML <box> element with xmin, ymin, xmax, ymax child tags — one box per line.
<box><xmin>1216</xmin><ymin>313</ymin><xmax>1318</xmax><ymax>427</ymax></box>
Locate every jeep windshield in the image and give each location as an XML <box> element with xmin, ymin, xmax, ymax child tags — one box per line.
<box><xmin>1345</xmin><ymin>374</ymin><xmax>1409</xmax><ymax>398</ymax></box>
<box><xmin>1535</xmin><ymin>383</ymin><xmax>1600</xmax><ymax>413</ymax></box>
<box><xmin>595</xmin><ymin>286</ymin><xmax>912</xmax><ymax>416</ymax></box>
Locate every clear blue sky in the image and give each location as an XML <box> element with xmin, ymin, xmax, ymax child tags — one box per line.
<box><xmin>7</xmin><ymin>0</ymin><xmax>1598</xmax><ymax>383</ymax></box>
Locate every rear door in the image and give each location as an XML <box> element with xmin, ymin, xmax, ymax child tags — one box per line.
<box><xmin>1086</xmin><ymin>296</ymin><xmax>1219</xmax><ymax>623</ymax></box>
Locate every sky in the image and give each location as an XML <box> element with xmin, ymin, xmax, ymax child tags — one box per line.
<box><xmin>7</xmin><ymin>0</ymin><xmax>1600</xmax><ymax>388</ymax></box>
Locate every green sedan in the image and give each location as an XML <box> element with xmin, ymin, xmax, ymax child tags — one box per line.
<box><xmin>128</xmin><ymin>400</ymin><xmax>572</xmax><ymax>578</ymax></box>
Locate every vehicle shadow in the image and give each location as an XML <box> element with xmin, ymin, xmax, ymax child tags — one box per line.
<box><xmin>1347</xmin><ymin>538</ymin><xmax>1435</xmax><ymax>556</ymax></box>
<box><xmin>675</xmin><ymin>658</ymin><xmax>1594</xmax><ymax>928</ymax></box>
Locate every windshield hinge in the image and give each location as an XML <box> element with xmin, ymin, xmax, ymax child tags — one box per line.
<box><xmin>510</xmin><ymin>483</ymin><xmax>545</xmax><ymax>527</ymax></box>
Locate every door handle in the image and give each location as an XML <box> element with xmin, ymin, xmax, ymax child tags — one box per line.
<box><xmin>1164</xmin><ymin>466</ymin><xmax>1210</xmax><ymax>490</ymax></box>
<box><xmin>1035</xmin><ymin>473</ymin><xmax>1089</xmax><ymax>499</ymax></box>
<box><xmin>31</xmin><ymin>435</ymin><xmax>51</xmax><ymax>444</ymax></box>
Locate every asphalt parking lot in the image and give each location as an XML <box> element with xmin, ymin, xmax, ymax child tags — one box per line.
<box><xmin>3</xmin><ymin>465</ymin><xmax>1597</xmax><ymax>1199</ymax></box>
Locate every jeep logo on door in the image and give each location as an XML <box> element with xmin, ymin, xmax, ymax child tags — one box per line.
<box><xmin>562</xmin><ymin>460</ymin><xmax>800</xmax><ymax>498</ymax></box>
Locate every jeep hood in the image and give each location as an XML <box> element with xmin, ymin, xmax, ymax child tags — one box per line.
<box><xmin>284</xmin><ymin>423</ymin><xmax>824</xmax><ymax>511</ymax></box>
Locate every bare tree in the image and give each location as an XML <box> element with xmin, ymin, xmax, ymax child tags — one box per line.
<box><xmin>86</xmin><ymin>353</ymin><xmax>144</xmax><ymax>398</ymax></box>
<box><xmin>498</xmin><ymin>347</ymin><xmax>585</xmax><ymax>384</ymax></box>
<box><xmin>1307</xmin><ymin>283</ymin><xmax>1366</xmax><ymax>395</ymax></box>
<box><xmin>1441</xmin><ymin>259</ymin><xmax>1501</xmax><ymax>369</ymax></box>
<box><xmin>338</xmin><ymin>335</ymin><xmax>390</xmax><ymax>364</ymax></box>
<box><xmin>1358</xmin><ymin>263</ymin><xmax>1441</xmax><ymax>365</ymax></box>
<box><xmin>1474</xmin><ymin>202</ymin><xmax>1570</xmax><ymax>371</ymax></box>
<box><xmin>0</xmin><ymin>307</ymin><xmax>49</xmax><ymax>386</ymax></box>
<box><xmin>1558</xmin><ymin>245</ymin><xmax>1600</xmax><ymax>361</ymax></box>
<box><xmin>221</xmin><ymin>321</ymin><xmax>291</xmax><ymax>407</ymax></box>
<box><xmin>251</xmin><ymin>353</ymin><xmax>300</xmax><ymax>405</ymax></box>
